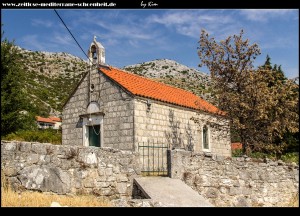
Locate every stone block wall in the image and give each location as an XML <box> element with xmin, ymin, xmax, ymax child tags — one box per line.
<box><xmin>1</xmin><ymin>141</ymin><xmax>140</xmax><ymax>199</ymax></box>
<box><xmin>2</xmin><ymin>141</ymin><xmax>298</xmax><ymax>206</ymax></box>
<box><xmin>62</xmin><ymin>69</ymin><xmax>134</xmax><ymax>150</ymax></box>
<box><xmin>134</xmin><ymin>99</ymin><xmax>231</xmax><ymax>157</ymax></box>
<box><xmin>169</xmin><ymin>149</ymin><xmax>299</xmax><ymax>207</ymax></box>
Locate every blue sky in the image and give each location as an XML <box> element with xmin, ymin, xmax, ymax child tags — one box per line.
<box><xmin>2</xmin><ymin>9</ymin><xmax>299</xmax><ymax>78</ymax></box>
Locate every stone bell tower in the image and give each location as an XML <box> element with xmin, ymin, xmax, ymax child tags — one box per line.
<box><xmin>88</xmin><ymin>36</ymin><xmax>105</xmax><ymax>66</ymax></box>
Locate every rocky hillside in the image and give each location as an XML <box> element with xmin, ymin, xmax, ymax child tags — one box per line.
<box><xmin>16</xmin><ymin>46</ymin><xmax>88</xmax><ymax>117</ymax></box>
<box><xmin>16</xmin><ymin>47</ymin><xmax>212</xmax><ymax>117</ymax></box>
<box><xmin>124</xmin><ymin>59</ymin><xmax>213</xmax><ymax>101</ymax></box>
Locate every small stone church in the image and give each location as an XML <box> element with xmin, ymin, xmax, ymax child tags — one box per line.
<box><xmin>62</xmin><ymin>37</ymin><xmax>231</xmax><ymax>157</ymax></box>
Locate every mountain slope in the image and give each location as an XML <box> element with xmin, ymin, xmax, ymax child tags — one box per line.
<box><xmin>123</xmin><ymin>59</ymin><xmax>213</xmax><ymax>102</ymax></box>
<box><xmin>16</xmin><ymin>46</ymin><xmax>88</xmax><ymax>117</ymax></box>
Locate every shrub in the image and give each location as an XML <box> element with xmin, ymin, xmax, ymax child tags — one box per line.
<box><xmin>232</xmin><ymin>149</ymin><xmax>299</xmax><ymax>164</ymax></box>
<box><xmin>232</xmin><ymin>149</ymin><xmax>243</xmax><ymax>157</ymax></box>
<box><xmin>281</xmin><ymin>152</ymin><xmax>299</xmax><ymax>164</ymax></box>
<box><xmin>3</xmin><ymin>129</ymin><xmax>61</xmax><ymax>145</ymax></box>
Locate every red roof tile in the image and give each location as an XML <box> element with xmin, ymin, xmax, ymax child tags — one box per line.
<box><xmin>36</xmin><ymin>116</ymin><xmax>55</xmax><ymax>124</ymax></box>
<box><xmin>100</xmin><ymin>66</ymin><xmax>225</xmax><ymax>115</ymax></box>
<box><xmin>49</xmin><ymin>116</ymin><xmax>61</xmax><ymax>122</ymax></box>
<box><xmin>231</xmin><ymin>142</ymin><xmax>243</xmax><ymax>150</ymax></box>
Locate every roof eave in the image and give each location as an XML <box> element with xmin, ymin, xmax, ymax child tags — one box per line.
<box><xmin>134</xmin><ymin>94</ymin><xmax>226</xmax><ymax>117</ymax></box>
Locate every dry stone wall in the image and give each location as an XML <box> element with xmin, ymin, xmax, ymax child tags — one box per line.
<box><xmin>169</xmin><ymin>149</ymin><xmax>299</xmax><ymax>207</ymax></box>
<box><xmin>2</xmin><ymin>140</ymin><xmax>298</xmax><ymax>207</ymax></box>
<box><xmin>1</xmin><ymin>141</ymin><xmax>140</xmax><ymax>199</ymax></box>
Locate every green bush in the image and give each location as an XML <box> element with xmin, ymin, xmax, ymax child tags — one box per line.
<box><xmin>232</xmin><ymin>149</ymin><xmax>299</xmax><ymax>164</ymax></box>
<box><xmin>281</xmin><ymin>152</ymin><xmax>299</xmax><ymax>164</ymax></box>
<box><xmin>3</xmin><ymin>129</ymin><xmax>61</xmax><ymax>145</ymax></box>
<box><xmin>232</xmin><ymin>149</ymin><xmax>243</xmax><ymax>157</ymax></box>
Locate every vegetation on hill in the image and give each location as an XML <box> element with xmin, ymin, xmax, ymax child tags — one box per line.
<box><xmin>1</xmin><ymin>32</ymin><xmax>88</xmax><ymax>141</ymax></box>
<box><xmin>17</xmin><ymin>47</ymin><xmax>88</xmax><ymax>116</ymax></box>
<box><xmin>1</xmin><ymin>42</ymin><xmax>88</xmax><ymax>121</ymax></box>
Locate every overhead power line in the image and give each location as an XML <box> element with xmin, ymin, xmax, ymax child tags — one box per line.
<box><xmin>53</xmin><ymin>9</ymin><xmax>89</xmax><ymax>61</ymax></box>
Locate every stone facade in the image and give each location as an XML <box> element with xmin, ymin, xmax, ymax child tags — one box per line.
<box><xmin>62</xmin><ymin>68</ymin><xmax>135</xmax><ymax>150</ymax></box>
<box><xmin>169</xmin><ymin>149</ymin><xmax>299</xmax><ymax>207</ymax></box>
<box><xmin>134</xmin><ymin>99</ymin><xmax>231</xmax><ymax>157</ymax></box>
<box><xmin>1</xmin><ymin>141</ymin><xmax>140</xmax><ymax>199</ymax></box>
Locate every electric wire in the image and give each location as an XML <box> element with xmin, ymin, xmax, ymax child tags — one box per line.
<box><xmin>53</xmin><ymin>9</ymin><xmax>101</xmax><ymax>139</ymax></box>
<box><xmin>54</xmin><ymin>9</ymin><xmax>90</xmax><ymax>61</ymax></box>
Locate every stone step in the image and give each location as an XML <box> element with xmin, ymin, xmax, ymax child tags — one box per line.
<box><xmin>133</xmin><ymin>177</ymin><xmax>213</xmax><ymax>207</ymax></box>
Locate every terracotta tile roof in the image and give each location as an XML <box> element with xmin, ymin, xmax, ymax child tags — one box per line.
<box><xmin>231</xmin><ymin>142</ymin><xmax>243</xmax><ymax>150</ymax></box>
<box><xmin>49</xmin><ymin>116</ymin><xmax>61</xmax><ymax>122</ymax></box>
<box><xmin>100</xmin><ymin>66</ymin><xmax>225</xmax><ymax>115</ymax></box>
<box><xmin>36</xmin><ymin>116</ymin><xmax>55</xmax><ymax>124</ymax></box>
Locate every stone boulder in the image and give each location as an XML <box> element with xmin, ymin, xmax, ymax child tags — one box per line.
<box><xmin>18</xmin><ymin>165</ymin><xmax>71</xmax><ymax>194</ymax></box>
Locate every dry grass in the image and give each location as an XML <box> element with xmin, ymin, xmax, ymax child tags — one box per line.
<box><xmin>1</xmin><ymin>189</ymin><xmax>111</xmax><ymax>207</ymax></box>
<box><xmin>1</xmin><ymin>172</ymin><xmax>111</xmax><ymax>207</ymax></box>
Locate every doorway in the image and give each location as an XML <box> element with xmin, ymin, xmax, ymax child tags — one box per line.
<box><xmin>88</xmin><ymin>125</ymin><xmax>101</xmax><ymax>147</ymax></box>
<box><xmin>82</xmin><ymin>114</ymin><xmax>103</xmax><ymax>147</ymax></box>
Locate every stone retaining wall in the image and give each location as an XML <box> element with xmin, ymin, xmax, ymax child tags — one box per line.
<box><xmin>169</xmin><ymin>149</ymin><xmax>299</xmax><ymax>207</ymax></box>
<box><xmin>1</xmin><ymin>141</ymin><xmax>140</xmax><ymax>199</ymax></box>
<box><xmin>2</xmin><ymin>141</ymin><xmax>298</xmax><ymax>206</ymax></box>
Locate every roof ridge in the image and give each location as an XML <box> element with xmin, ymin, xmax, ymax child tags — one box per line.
<box><xmin>110</xmin><ymin>66</ymin><xmax>200</xmax><ymax>97</ymax></box>
<box><xmin>100</xmin><ymin>66</ymin><xmax>225</xmax><ymax>116</ymax></box>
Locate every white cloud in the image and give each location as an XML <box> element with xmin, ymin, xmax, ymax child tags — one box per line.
<box><xmin>55</xmin><ymin>10</ymin><xmax>297</xmax><ymax>74</ymax></box>
<box><xmin>69</xmin><ymin>10</ymin><xmax>158</xmax><ymax>42</ymax></box>
<box><xmin>260</xmin><ymin>37</ymin><xmax>295</xmax><ymax>49</ymax></box>
<box><xmin>21</xmin><ymin>32</ymin><xmax>78</xmax><ymax>55</ymax></box>
<box><xmin>147</xmin><ymin>10</ymin><xmax>235</xmax><ymax>38</ymax></box>
<box><xmin>31</xmin><ymin>19</ymin><xmax>53</xmax><ymax>28</ymax></box>
<box><xmin>51</xmin><ymin>32</ymin><xmax>74</xmax><ymax>46</ymax></box>
<box><xmin>239</xmin><ymin>9</ymin><xmax>296</xmax><ymax>22</ymax></box>
<box><xmin>21</xmin><ymin>35</ymin><xmax>47</xmax><ymax>50</ymax></box>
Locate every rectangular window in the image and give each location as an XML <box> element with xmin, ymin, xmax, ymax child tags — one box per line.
<box><xmin>203</xmin><ymin>125</ymin><xmax>209</xmax><ymax>150</ymax></box>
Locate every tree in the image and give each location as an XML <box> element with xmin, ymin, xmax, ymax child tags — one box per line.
<box><xmin>263</xmin><ymin>54</ymin><xmax>272</xmax><ymax>70</ymax></box>
<box><xmin>260</xmin><ymin>55</ymin><xmax>286</xmax><ymax>87</ymax></box>
<box><xmin>1</xmin><ymin>32</ymin><xmax>36</xmax><ymax>136</ymax></box>
<box><xmin>197</xmin><ymin>29</ymin><xmax>299</xmax><ymax>156</ymax></box>
<box><xmin>260</xmin><ymin>55</ymin><xmax>299</xmax><ymax>154</ymax></box>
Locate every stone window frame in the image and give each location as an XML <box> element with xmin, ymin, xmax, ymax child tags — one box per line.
<box><xmin>202</xmin><ymin>124</ymin><xmax>211</xmax><ymax>152</ymax></box>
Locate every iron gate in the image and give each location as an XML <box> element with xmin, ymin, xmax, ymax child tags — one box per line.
<box><xmin>138</xmin><ymin>141</ymin><xmax>169</xmax><ymax>176</ymax></box>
